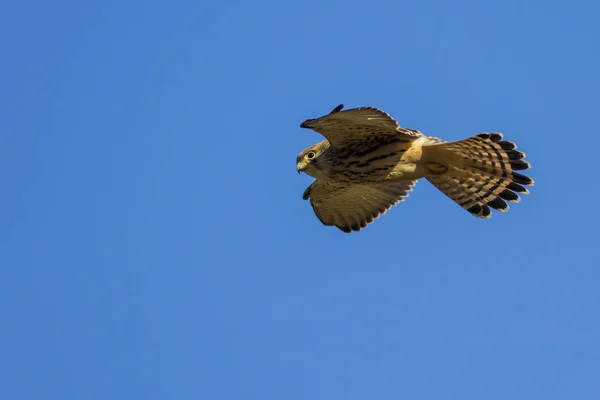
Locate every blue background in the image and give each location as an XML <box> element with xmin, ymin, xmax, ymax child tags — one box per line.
<box><xmin>2</xmin><ymin>0</ymin><xmax>599</xmax><ymax>399</ymax></box>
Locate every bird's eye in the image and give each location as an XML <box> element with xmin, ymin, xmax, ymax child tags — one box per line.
<box><xmin>307</xmin><ymin>151</ymin><xmax>316</xmax><ymax>160</ymax></box>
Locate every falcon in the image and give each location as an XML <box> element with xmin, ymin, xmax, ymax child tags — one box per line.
<box><xmin>297</xmin><ymin>104</ymin><xmax>534</xmax><ymax>233</ymax></box>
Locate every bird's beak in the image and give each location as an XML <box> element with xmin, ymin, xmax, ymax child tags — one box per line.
<box><xmin>296</xmin><ymin>162</ymin><xmax>305</xmax><ymax>174</ymax></box>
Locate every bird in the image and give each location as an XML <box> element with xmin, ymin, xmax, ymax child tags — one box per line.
<box><xmin>296</xmin><ymin>104</ymin><xmax>534</xmax><ymax>233</ymax></box>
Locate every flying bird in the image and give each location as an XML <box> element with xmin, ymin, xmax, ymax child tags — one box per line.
<box><xmin>297</xmin><ymin>104</ymin><xmax>534</xmax><ymax>233</ymax></box>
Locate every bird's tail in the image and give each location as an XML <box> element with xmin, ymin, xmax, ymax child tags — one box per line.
<box><xmin>421</xmin><ymin>133</ymin><xmax>534</xmax><ymax>218</ymax></box>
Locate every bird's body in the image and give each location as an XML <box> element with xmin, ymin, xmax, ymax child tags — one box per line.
<box><xmin>298</xmin><ymin>135</ymin><xmax>439</xmax><ymax>183</ymax></box>
<box><xmin>297</xmin><ymin>104</ymin><xmax>534</xmax><ymax>233</ymax></box>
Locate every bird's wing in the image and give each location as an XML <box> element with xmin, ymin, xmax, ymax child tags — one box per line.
<box><xmin>300</xmin><ymin>105</ymin><xmax>422</xmax><ymax>148</ymax></box>
<box><xmin>303</xmin><ymin>179</ymin><xmax>416</xmax><ymax>233</ymax></box>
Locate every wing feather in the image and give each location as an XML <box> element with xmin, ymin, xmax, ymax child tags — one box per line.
<box><xmin>303</xmin><ymin>180</ymin><xmax>417</xmax><ymax>233</ymax></box>
<box><xmin>300</xmin><ymin>105</ymin><xmax>421</xmax><ymax>147</ymax></box>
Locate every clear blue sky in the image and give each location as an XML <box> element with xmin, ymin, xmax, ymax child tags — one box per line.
<box><xmin>1</xmin><ymin>0</ymin><xmax>599</xmax><ymax>399</ymax></box>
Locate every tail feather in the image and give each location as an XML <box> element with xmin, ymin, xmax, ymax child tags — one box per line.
<box><xmin>424</xmin><ymin>132</ymin><xmax>534</xmax><ymax>219</ymax></box>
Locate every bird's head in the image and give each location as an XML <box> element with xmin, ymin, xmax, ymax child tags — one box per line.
<box><xmin>296</xmin><ymin>141</ymin><xmax>330</xmax><ymax>178</ymax></box>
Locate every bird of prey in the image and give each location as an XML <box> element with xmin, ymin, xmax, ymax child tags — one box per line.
<box><xmin>297</xmin><ymin>104</ymin><xmax>534</xmax><ymax>233</ymax></box>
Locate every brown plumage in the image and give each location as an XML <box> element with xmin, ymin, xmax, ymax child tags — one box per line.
<box><xmin>296</xmin><ymin>104</ymin><xmax>534</xmax><ymax>233</ymax></box>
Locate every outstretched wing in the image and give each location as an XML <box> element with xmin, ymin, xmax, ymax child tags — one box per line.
<box><xmin>303</xmin><ymin>179</ymin><xmax>416</xmax><ymax>233</ymax></box>
<box><xmin>300</xmin><ymin>104</ymin><xmax>421</xmax><ymax>148</ymax></box>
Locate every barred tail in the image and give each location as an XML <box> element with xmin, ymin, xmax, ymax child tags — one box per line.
<box><xmin>423</xmin><ymin>133</ymin><xmax>534</xmax><ymax>219</ymax></box>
